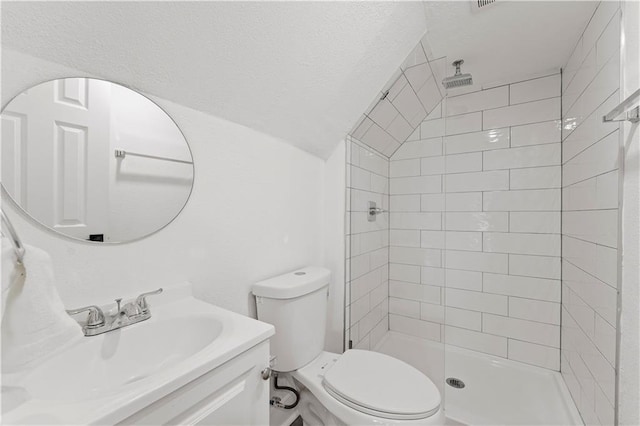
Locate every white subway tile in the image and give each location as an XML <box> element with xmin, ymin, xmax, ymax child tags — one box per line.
<box><xmin>445</xmin><ymin>231</ymin><xmax>482</xmax><ymax>251</ymax></box>
<box><xmin>563</xmin><ymin>80</ymin><xmax>618</xmax><ymax>160</ymax></box>
<box><xmin>420</xmin><ymin>118</ymin><xmax>445</xmax><ymax>138</ymax></box>
<box><xmin>445</xmin><ymin>212</ymin><xmax>509</xmax><ymax>232</ymax></box>
<box><xmin>369</xmin><ymin>98</ymin><xmax>398</xmax><ymax>128</ymax></box>
<box><xmin>370</xmin><ymin>173</ymin><xmax>388</xmax><ymax>194</ymax></box>
<box><xmin>508</xmin><ymin>340</ymin><xmax>560</xmax><ymax>370</ymax></box>
<box><xmin>445</xmin><ymin>250</ymin><xmax>508</xmax><ymax>274</ymax></box>
<box><xmin>390</xmin><ymin>159</ymin><xmax>420</xmax><ymax>177</ymax></box>
<box><xmin>483</xmin><ymin>232</ymin><xmax>560</xmax><ymax>256</ymax></box>
<box><xmin>444</xmin><ymin>111</ymin><xmax>482</xmax><ymax>135</ymax></box>
<box><xmin>421</xmin><ymin>303</ymin><xmax>445</xmax><ymax>324</ymax></box>
<box><xmin>582</xmin><ymin>1</ymin><xmax>619</xmax><ymax>58</ymax></box>
<box><xmin>483</xmin><ymin>144</ymin><xmax>561</xmax><ymax>171</ymax></box>
<box><xmin>510</xmin><ymin>212</ymin><xmax>561</xmax><ymax>234</ymax></box>
<box><xmin>390</xmin><ymin>246</ymin><xmax>441</xmax><ymax>267</ymax></box>
<box><xmin>509</xmin><ymin>298</ymin><xmax>561</xmax><ymax>325</ymax></box>
<box><xmin>446</xmin><ymin>86</ymin><xmax>509</xmax><ymax>116</ymax></box>
<box><xmin>445</xmin><ymin>152</ymin><xmax>482</xmax><ymax>173</ymax></box>
<box><xmin>445</xmin><ymin>307</ymin><xmax>482</xmax><ymax>331</ymax></box>
<box><xmin>421</xmin><ymin>230</ymin><xmax>445</xmax><ymax>249</ymax></box>
<box><xmin>421</xmin><ymin>266</ymin><xmax>445</xmax><ymax>287</ymax></box>
<box><xmin>445</xmin><ymin>170</ymin><xmax>509</xmax><ymax>193</ymax></box>
<box><xmin>563</xmin><ymin>260</ymin><xmax>616</xmax><ymax>326</ymax></box>
<box><xmin>387</xmin><ymin>114</ymin><xmax>414</xmax><ymax>142</ymax></box>
<box><xmin>391</xmin><ymin>175</ymin><xmax>442</xmax><ymax>194</ymax></box>
<box><xmin>390</xmin><ymin>263</ymin><xmax>421</xmax><ymax>283</ymax></box>
<box><xmin>511</xmin><ymin>120</ymin><xmax>561</xmax><ymax>147</ymax></box>
<box><xmin>421</xmin><ymin>194</ymin><xmax>445</xmax><ymax>212</ymax></box>
<box><xmin>392</xmin><ymin>137</ymin><xmax>442</xmax><ymax>160</ymax></box>
<box><xmin>594</xmin><ymin>314</ymin><xmax>616</xmax><ymax>365</ymax></box>
<box><xmin>390</xmin><ymin>229</ymin><xmax>420</xmax><ymax>247</ymax></box>
<box><xmin>483</xmin><ymin>273</ymin><xmax>560</xmax><ymax>302</ymax></box>
<box><xmin>563</xmin><ymin>57</ymin><xmax>619</xmax><ymax>137</ymax></box>
<box><xmin>510</xmin><ymin>166</ymin><xmax>561</xmax><ymax>190</ymax></box>
<box><xmin>563</xmin><ymin>131</ymin><xmax>619</xmax><ymax>187</ymax></box>
<box><xmin>595</xmin><ymin>9</ymin><xmax>621</xmax><ymax>69</ymax></box>
<box><xmin>444</xmin><ymin>193</ymin><xmax>483</xmax><ymax>212</ymax></box>
<box><xmin>389</xmin><ymin>297</ymin><xmax>421</xmax><ymax>319</ymax></box>
<box><xmin>483</xmin><ymin>98</ymin><xmax>560</xmax><ymax>129</ymax></box>
<box><xmin>444</xmin><ymin>128</ymin><xmax>510</xmax><ymax>155</ymax></box>
<box><xmin>392</xmin><ymin>83</ymin><xmax>428</xmax><ymax>127</ymax></box>
<box><xmin>562</xmin><ymin>209</ymin><xmax>618</xmax><ymax>248</ymax></box>
<box><xmin>445</xmin><ymin>288</ymin><xmax>507</xmax><ymax>315</ymax></box>
<box><xmin>445</xmin><ymin>268</ymin><xmax>483</xmax><ymax>292</ymax></box>
<box><xmin>390</xmin><ymin>195</ymin><xmax>421</xmax><ymax>212</ymax></box>
<box><xmin>444</xmin><ymin>325</ymin><xmax>508</xmax><ymax>357</ymax></box>
<box><xmin>417</xmin><ymin>77</ymin><xmax>442</xmax><ymax>116</ymax></box>
<box><xmin>509</xmin><ymin>254</ymin><xmax>561</xmax><ymax>279</ymax></box>
<box><xmin>420</xmin><ymin>156</ymin><xmax>445</xmax><ymax>175</ymax></box>
<box><xmin>483</xmin><ymin>189</ymin><xmax>560</xmax><ymax>211</ymax></box>
<box><xmin>350</xmin><ymin>253</ymin><xmax>371</xmax><ymax>280</ymax></box>
<box><xmin>360</xmin><ymin>122</ymin><xmax>396</xmax><ymax>154</ymax></box>
<box><xmin>562</xmin><ymin>171</ymin><xmax>618</xmax><ymax>211</ymax></box>
<box><xmin>390</xmin><ymin>281</ymin><xmax>441</xmax><ymax>304</ymax></box>
<box><xmin>510</xmin><ymin>74</ymin><xmax>560</xmax><ymax>105</ymax></box>
<box><xmin>391</xmin><ymin>212</ymin><xmax>441</xmax><ymax>230</ymax></box>
<box><xmin>350</xmin><ymin>166</ymin><xmax>370</xmax><ymax>191</ymax></box>
<box><xmin>390</xmin><ymin>314</ymin><xmax>441</xmax><ymax>342</ymax></box>
<box><xmin>483</xmin><ymin>314</ymin><xmax>559</xmax><ymax>347</ymax></box>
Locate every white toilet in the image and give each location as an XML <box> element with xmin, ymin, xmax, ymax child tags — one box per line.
<box><xmin>253</xmin><ymin>266</ymin><xmax>444</xmax><ymax>425</ymax></box>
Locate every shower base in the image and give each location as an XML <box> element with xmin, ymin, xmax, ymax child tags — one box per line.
<box><xmin>374</xmin><ymin>331</ymin><xmax>582</xmax><ymax>426</ymax></box>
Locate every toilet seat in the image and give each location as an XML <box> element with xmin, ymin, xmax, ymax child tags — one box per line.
<box><xmin>321</xmin><ymin>350</ymin><xmax>441</xmax><ymax>420</ymax></box>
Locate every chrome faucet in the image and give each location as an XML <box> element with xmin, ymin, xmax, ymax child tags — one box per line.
<box><xmin>67</xmin><ymin>288</ymin><xmax>163</xmax><ymax>336</ymax></box>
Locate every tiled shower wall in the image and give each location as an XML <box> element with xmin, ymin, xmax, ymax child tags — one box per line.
<box><xmin>560</xmin><ymin>2</ymin><xmax>621</xmax><ymax>425</ymax></box>
<box><xmin>345</xmin><ymin>136</ymin><xmax>390</xmax><ymax>350</ymax></box>
<box><xmin>388</xmin><ymin>74</ymin><xmax>563</xmax><ymax>370</ymax></box>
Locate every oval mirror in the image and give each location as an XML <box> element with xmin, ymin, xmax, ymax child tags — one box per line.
<box><xmin>1</xmin><ymin>78</ymin><xmax>194</xmax><ymax>243</ymax></box>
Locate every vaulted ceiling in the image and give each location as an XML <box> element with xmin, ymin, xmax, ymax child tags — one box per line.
<box><xmin>1</xmin><ymin>1</ymin><xmax>428</xmax><ymax>159</ymax></box>
<box><xmin>2</xmin><ymin>1</ymin><xmax>600</xmax><ymax>159</ymax></box>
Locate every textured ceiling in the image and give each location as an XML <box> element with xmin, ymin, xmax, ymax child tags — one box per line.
<box><xmin>423</xmin><ymin>1</ymin><xmax>599</xmax><ymax>94</ymax></box>
<box><xmin>1</xmin><ymin>1</ymin><xmax>428</xmax><ymax>159</ymax></box>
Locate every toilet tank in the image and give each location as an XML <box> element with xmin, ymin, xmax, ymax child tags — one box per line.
<box><xmin>252</xmin><ymin>266</ymin><xmax>330</xmax><ymax>372</ymax></box>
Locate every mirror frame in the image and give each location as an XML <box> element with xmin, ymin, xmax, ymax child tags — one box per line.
<box><xmin>1</xmin><ymin>77</ymin><xmax>196</xmax><ymax>245</ymax></box>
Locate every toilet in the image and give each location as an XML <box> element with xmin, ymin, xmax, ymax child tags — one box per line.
<box><xmin>253</xmin><ymin>266</ymin><xmax>444</xmax><ymax>425</ymax></box>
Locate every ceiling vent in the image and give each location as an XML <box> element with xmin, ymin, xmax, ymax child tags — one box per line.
<box><xmin>477</xmin><ymin>0</ymin><xmax>496</xmax><ymax>8</ymax></box>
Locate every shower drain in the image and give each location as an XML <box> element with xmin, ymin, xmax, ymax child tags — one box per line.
<box><xmin>446</xmin><ymin>377</ymin><xmax>466</xmax><ymax>389</ymax></box>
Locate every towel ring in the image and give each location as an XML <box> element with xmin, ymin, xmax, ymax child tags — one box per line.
<box><xmin>1</xmin><ymin>209</ymin><xmax>25</xmax><ymax>264</ymax></box>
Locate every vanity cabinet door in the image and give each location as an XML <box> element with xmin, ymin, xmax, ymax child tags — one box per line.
<box><xmin>118</xmin><ymin>341</ymin><xmax>270</xmax><ymax>426</ymax></box>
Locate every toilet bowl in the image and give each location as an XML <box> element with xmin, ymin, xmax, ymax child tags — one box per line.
<box><xmin>253</xmin><ymin>266</ymin><xmax>444</xmax><ymax>425</ymax></box>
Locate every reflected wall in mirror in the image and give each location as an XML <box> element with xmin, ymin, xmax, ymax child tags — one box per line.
<box><xmin>1</xmin><ymin>78</ymin><xmax>194</xmax><ymax>243</ymax></box>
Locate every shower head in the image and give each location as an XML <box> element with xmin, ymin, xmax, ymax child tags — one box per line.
<box><xmin>442</xmin><ymin>60</ymin><xmax>473</xmax><ymax>89</ymax></box>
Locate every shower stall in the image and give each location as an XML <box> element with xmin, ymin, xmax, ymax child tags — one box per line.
<box><xmin>344</xmin><ymin>3</ymin><xmax>624</xmax><ymax>423</ymax></box>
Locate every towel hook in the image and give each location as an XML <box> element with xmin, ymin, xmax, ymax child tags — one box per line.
<box><xmin>1</xmin><ymin>209</ymin><xmax>25</xmax><ymax>264</ymax></box>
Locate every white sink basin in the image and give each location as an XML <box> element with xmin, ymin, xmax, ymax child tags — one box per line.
<box><xmin>22</xmin><ymin>314</ymin><xmax>223</xmax><ymax>401</ymax></box>
<box><xmin>1</xmin><ymin>283</ymin><xmax>274</xmax><ymax>425</ymax></box>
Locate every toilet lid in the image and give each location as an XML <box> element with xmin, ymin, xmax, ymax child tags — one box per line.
<box><xmin>322</xmin><ymin>350</ymin><xmax>440</xmax><ymax>420</ymax></box>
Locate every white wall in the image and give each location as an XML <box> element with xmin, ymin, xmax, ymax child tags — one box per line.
<box><xmin>559</xmin><ymin>2</ymin><xmax>621</xmax><ymax>424</ymax></box>
<box><xmin>388</xmin><ymin>75</ymin><xmax>563</xmax><ymax>370</ymax></box>
<box><xmin>2</xmin><ymin>50</ymin><xmax>326</xmax><ymax>319</ymax></box>
<box><xmin>619</xmin><ymin>0</ymin><xmax>640</xmax><ymax>424</ymax></box>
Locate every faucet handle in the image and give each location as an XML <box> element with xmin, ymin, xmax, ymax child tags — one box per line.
<box><xmin>115</xmin><ymin>298</ymin><xmax>123</xmax><ymax>313</ymax></box>
<box><xmin>66</xmin><ymin>305</ymin><xmax>105</xmax><ymax>328</ymax></box>
<box><xmin>135</xmin><ymin>288</ymin><xmax>163</xmax><ymax>315</ymax></box>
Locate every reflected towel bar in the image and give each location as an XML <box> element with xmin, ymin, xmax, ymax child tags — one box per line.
<box><xmin>1</xmin><ymin>209</ymin><xmax>25</xmax><ymax>264</ymax></box>
<box><xmin>603</xmin><ymin>88</ymin><xmax>639</xmax><ymax>123</ymax></box>
<box><xmin>114</xmin><ymin>149</ymin><xmax>193</xmax><ymax>165</ymax></box>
